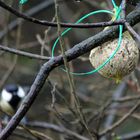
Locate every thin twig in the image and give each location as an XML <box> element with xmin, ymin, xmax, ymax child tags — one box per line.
<box><xmin>100</xmin><ymin>82</ymin><xmax>127</xmax><ymax>140</ymax></box>
<box><xmin>121</xmin><ymin>0</ymin><xmax>127</xmax><ymax>19</ymax></box>
<box><xmin>0</xmin><ymin>4</ymin><xmax>22</xmax><ymax>88</ymax></box>
<box><xmin>0</xmin><ymin>45</ymin><xmax>51</xmax><ymax>60</ymax></box>
<box><xmin>27</xmin><ymin>121</ymin><xmax>89</xmax><ymax>140</ymax></box>
<box><xmin>0</xmin><ymin>1</ymin><xmax>125</xmax><ymax>28</ymax></box>
<box><xmin>99</xmin><ymin>100</ymin><xmax>140</xmax><ymax>137</ymax></box>
<box><xmin>0</xmin><ymin>0</ymin><xmax>57</xmax><ymax>39</ymax></box>
<box><xmin>13</xmin><ymin>131</ymin><xmax>36</xmax><ymax>140</ymax></box>
<box><xmin>125</xmin><ymin>22</ymin><xmax>140</xmax><ymax>43</ymax></box>
<box><xmin>113</xmin><ymin>95</ymin><xmax>140</xmax><ymax>102</ymax></box>
<box><xmin>54</xmin><ymin>1</ymin><xmax>96</xmax><ymax>139</ymax></box>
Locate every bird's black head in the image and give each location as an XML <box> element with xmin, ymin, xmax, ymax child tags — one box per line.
<box><xmin>1</xmin><ymin>84</ymin><xmax>26</xmax><ymax>110</ymax></box>
<box><xmin>5</xmin><ymin>84</ymin><xmax>18</xmax><ymax>95</ymax></box>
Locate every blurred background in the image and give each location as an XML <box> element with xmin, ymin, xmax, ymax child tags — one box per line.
<box><xmin>0</xmin><ymin>0</ymin><xmax>140</xmax><ymax>140</ymax></box>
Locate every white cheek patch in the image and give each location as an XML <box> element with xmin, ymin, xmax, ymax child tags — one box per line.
<box><xmin>1</xmin><ymin>89</ymin><xmax>12</xmax><ymax>102</ymax></box>
<box><xmin>17</xmin><ymin>86</ymin><xmax>26</xmax><ymax>98</ymax></box>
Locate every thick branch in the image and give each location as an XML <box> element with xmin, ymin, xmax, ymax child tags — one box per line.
<box><xmin>0</xmin><ymin>6</ymin><xmax>140</xmax><ymax>140</ymax></box>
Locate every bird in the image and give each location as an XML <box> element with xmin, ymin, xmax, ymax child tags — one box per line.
<box><xmin>0</xmin><ymin>84</ymin><xmax>26</xmax><ymax>116</ymax></box>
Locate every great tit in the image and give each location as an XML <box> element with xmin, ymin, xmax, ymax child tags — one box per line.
<box><xmin>0</xmin><ymin>84</ymin><xmax>26</xmax><ymax>116</ymax></box>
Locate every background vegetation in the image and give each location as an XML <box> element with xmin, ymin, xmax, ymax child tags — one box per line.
<box><xmin>0</xmin><ymin>0</ymin><xmax>140</xmax><ymax>140</ymax></box>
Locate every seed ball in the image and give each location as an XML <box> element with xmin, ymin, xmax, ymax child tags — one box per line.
<box><xmin>89</xmin><ymin>32</ymin><xmax>139</xmax><ymax>81</ymax></box>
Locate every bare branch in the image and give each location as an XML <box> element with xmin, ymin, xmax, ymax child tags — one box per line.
<box><xmin>0</xmin><ymin>1</ymin><xmax>125</xmax><ymax>29</ymax></box>
<box><xmin>99</xmin><ymin>101</ymin><xmax>140</xmax><ymax>137</ymax></box>
<box><xmin>0</xmin><ymin>45</ymin><xmax>51</xmax><ymax>60</ymax></box>
<box><xmin>125</xmin><ymin>22</ymin><xmax>140</xmax><ymax>43</ymax></box>
<box><xmin>27</xmin><ymin>121</ymin><xmax>90</xmax><ymax>140</ymax></box>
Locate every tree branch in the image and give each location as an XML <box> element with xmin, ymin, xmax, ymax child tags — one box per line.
<box><xmin>0</xmin><ymin>45</ymin><xmax>51</xmax><ymax>60</ymax></box>
<box><xmin>125</xmin><ymin>22</ymin><xmax>140</xmax><ymax>43</ymax></box>
<box><xmin>99</xmin><ymin>101</ymin><xmax>140</xmax><ymax>137</ymax></box>
<box><xmin>27</xmin><ymin>121</ymin><xmax>89</xmax><ymax>140</ymax></box>
<box><xmin>0</xmin><ymin>0</ymin><xmax>56</xmax><ymax>39</ymax></box>
<box><xmin>0</xmin><ymin>1</ymin><xmax>125</xmax><ymax>28</ymax></box>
